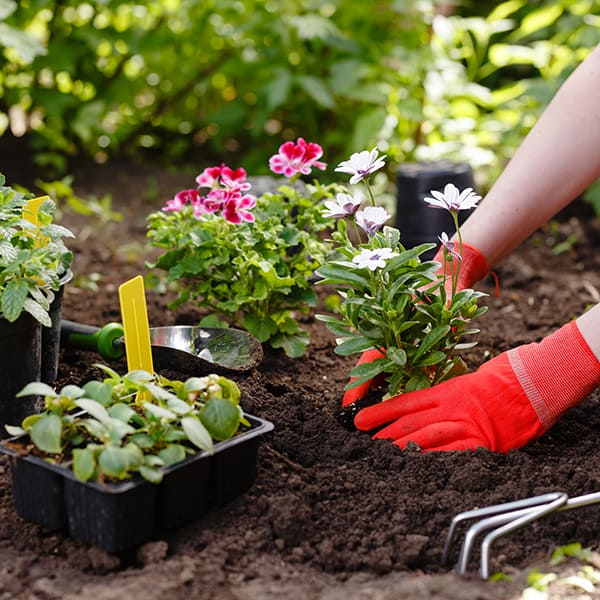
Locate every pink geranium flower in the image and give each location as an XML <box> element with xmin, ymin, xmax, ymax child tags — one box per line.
<box><xmin>222</xmin><ymin>194</ymin><xmax>257</xmax><ymax>224</ymax></box>
<box><xmin>163</xmin><ymin>189</ymin><xmax>199</xmax><ymax>212</ymax></box>
<box><xmin>196</xmin><ymin>164</ymin><xmax>250</xmax><ymax>192</ymax></box>
<box><xmin>268</xmin><ymin>137</ymin><xmax>327</xmax><ymax>178</ymax></box>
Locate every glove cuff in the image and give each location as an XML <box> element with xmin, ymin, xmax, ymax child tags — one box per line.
<box><xmin>433</xmin><ymin>241</ymin><xmax>489</xmax><ymax>291</ymax></box>
<box><xmin>507</xmin><ymin>321</ymin><xmax>600</xmax><ymax>428</ymax></box>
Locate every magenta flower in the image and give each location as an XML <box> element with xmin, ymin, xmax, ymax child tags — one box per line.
<box><xmin>196</xmin><ymin>164</ymin><xmax>250</xmax><ymax>192</ymax></box>
<box><xmin>191</xmin><ymin>189</ymin><xmax>229</xmax><ymax>217</ymax></box>
<box><xmin>355</xmin><ymin>206</ymin><xmax>391</xmax><ymax>236</ymax></box>
<box><xmin>268</xmin><ymin>137</ymin><xmax>327</xmax><ymax>178</ymax></box>
<box><xmin>222</xmin><ymin>194</ymin><xmax>257</xmax><ymax>224</ymax></box>
<box><xmin>424</xmin><ymin>183</ymin><xmax>481</xmax><ymax>212</ymax></box>
<box><xmin>163</xmin><ymin>189</ymin><xmax>199</xmax><ymax>212</ymax></box>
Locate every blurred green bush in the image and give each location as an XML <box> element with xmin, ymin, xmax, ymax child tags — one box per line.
<box><xmin>0</xmin><ymin>0</ymin><xmax>599</xmax><ymax>198</ymax></box>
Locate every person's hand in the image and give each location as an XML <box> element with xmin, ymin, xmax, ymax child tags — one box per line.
<box><xmin>341</xmin><ymin>242</ymin><xmax>490</xmax><ymax>409</ymax></box>
<box><xmin>353</xmin><ymin>321</ymin><xmax>600</xmax><ymax>452</ymax></box>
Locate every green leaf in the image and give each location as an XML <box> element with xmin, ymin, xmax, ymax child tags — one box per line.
<box><xmin>346</xmin><ymin>359</ymin><xmax>387</xmax><ymax>389</ymax></box>
<box><xmin>411</xmin><ymin>325</ymin><xmax>451</xmax><ymax>362</ymax></box>
<box><xmin>1</xmin><ymin>279</ymin><xmax>29</xmax><ymax>322</ymax></box>
<box><xmin>29</xmin><ymin>414</ymin><xmax>62</xmax><ymax>454</ymax></box>
<box><xmin>98</xmin><ymin>446</ymin><xmax>132</xmax><ymax>480</ymax></box>
<box><xmin>139</xmin><ymin>465</ymin><xmax>163</xmax><ymax>484</ymax></box>
<box><xmin>74</xmin><ymin>398</ymin><xmax>110</xmax><ymax>423</ymax></box>
<box><xmin>143</xmin><ymin>402</ymin><xmax>177</xmax><ymax>421</ymax></box>
<box><xmin>334</xmin><ymin>336</ymin><xmax>376</xmax><ymax>356</ymax></box>
<box><xmin>16</xmin><ymin>381</ymin><xmax>57</xmax><ymax>398</ymax></box>
<box><xmin>386</xmin><ymin>346</ymin><xmax>407</xmax><ymax>366</ymax></box>
<box><xmin>414</xmin><ymin>350</ymin><xmax>447</xmax><ymax>367</ymax></box>
<box><xmin>72</xmin><ymin>448</ymin><xmax>96</xmax><ymax>482</ymax></box>
<box><xmin>315</xmin><ymin>264</ymin><xmax>370</xmax><ymax>288</ymax></box>
<box><xmin>158</xmin><ymin>444</ymin><xmax>187</xmax><ymax>466</ymax></box>
<box><xmin>181</xmin><ymin>416</ymin><xmax>213</xmax><ymax>452</ymax></box>
<box><xmin>404</xmin><ymin>374</ymin><xmax>431</xmax><ymax>393</ymax></box>
<box><xmin>200</xmin><ymin>398</ymin><xmax>241</xmax><ymax>441</ymax></box>
<box><xmin>270</xmin><ymin>330</ymin><xmax>310</xmax><ymax>357</ymax></box>
<box><xmin>296</xmin><ymin>75</ymin><xmax>335</xmax><ymax>109</ymax></box>
<box><xmin>243</xmin><ymin>314</ymin><xmax>277</xmax><ymax>342</ymax></box>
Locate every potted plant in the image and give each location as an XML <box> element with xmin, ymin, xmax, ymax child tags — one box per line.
<box><xmin>0</xmin><ymin>365</ymin><xmax>273</xmax><ymax>553</ymax></box>
<box><xmin>315</xmin><ymin>148</ymin><xmax>488</xmax><ymax>404</ymax></box>
<box><xmin>146</xmin><ymin>138</ymin><xmax>340</xmax><ymax>358</ymax></box>
<box><xmin>0</xmin><ymin>175</ymin><xmax>74</xmax><ymax>429</ymax></box>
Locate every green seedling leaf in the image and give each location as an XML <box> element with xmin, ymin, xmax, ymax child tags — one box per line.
<box><xmin>98</xmin><ymin>446</ymin><xmax>134</xmax><ymax>480</ymax></box>
<box><xmin>73</xmin><ymin>447</ymin><xmax>96</xmax><ymax>482</ymax></box>
<box><xmin>139</xmin><ymin>465</ymin><xmax>163</xmax><ymax>484</ymax></box>
<box><xmin>74</xmin><ymin>398</ymin><xmax>110</xmax><ymax>423</ymax></box>
<box><xmin>166</xmin><ymin>396</ymin><xmax>193</xmax><ymax>416</ymax></box>
<box><xmin>181</xmin><ymin>416</ymin><xmax>213</xmax><ymax>452</ymax></box>
<box><xmin>82</xmin><ymin>380</ymin><xmax>113</xmax><ymax>406</ymax></box>
<box><xmin>143</xmin><ymin>402</ymin><xmax>177</xmax><ymax>421</ymax></box>
<box><xmin>29</xmin><ymin>414</ymin><xmax>62</xmax><ymax>454</ymax></box>
<box><xmin>200</xmin><ymin>397</ymin><xmax>240</xmax><ymax>441</ymax></box>
<box><xmin>4</xmin><ymin>424</ymin><xmax>24</xmax><ymax>436</ymax></box>
<box><xmin>386</xmin><ymin>346</ymin><xmax>407</xmax><ymax>366</ymax></box>
<box><xmin>108</xmin><ymin>403</ymin><xmax>135</xmax><ymax>423</ymax></box>
<box><xmin>16</xmin><ymin>381</ymin><xmax>58</xmax><ymax>398</ymax></box>
<box><xmin>158</xmin><ymin>443</ymin><xmax>187</xmax><ymax>466</ymax></box>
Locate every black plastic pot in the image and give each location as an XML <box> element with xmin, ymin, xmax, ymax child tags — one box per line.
<box><xmin>0</xmin><ymin>413</ymin><xmax>274</xmax><ymax>553</ymax></box>
<box><xmin>41</xmin><ymin>269</ymin><xmax>73</xmax><ymax>385</ymax></box>
<box><xmin>395</xmin><ymin>160</ymin><xmax>477</xmax><ymax>260</ymax></box>
<box><xmin>0</xmin><ymin>313</ymin><xmax>42</xmax><ymax>435</ymax></box>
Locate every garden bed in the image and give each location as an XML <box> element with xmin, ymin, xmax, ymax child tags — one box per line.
<box><xmin>0</xmin><ymin>162</ymin><xmax>599</xmax><ymax>598</ymax></box>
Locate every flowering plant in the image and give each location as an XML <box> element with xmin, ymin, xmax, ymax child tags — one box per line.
<box><xmin>146</xmin><ymin>138</ymin><xmax>340</xmax><ymax>358</ymax></box>
<box><xmin>316</xmin><ymin>149</ymin><xmax>487</xmax><ymax>398</ymax></box>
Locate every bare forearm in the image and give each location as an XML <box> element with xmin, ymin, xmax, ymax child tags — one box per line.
<box><xmin>460</xmin><ymin>43</ymin><xmax>600</xmax><ymax>268</ymax></box>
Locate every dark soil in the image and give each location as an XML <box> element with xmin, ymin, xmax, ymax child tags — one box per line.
<box><xmin>1</xmin><ymin>162</ymin><xmax>600</xmax><ymax>599</ymax></box>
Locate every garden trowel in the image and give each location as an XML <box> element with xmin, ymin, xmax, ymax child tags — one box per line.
<box><xmin>60</xmin><ymin>278</ymin><xmax>263</xmax><ymax>373</ymax></box>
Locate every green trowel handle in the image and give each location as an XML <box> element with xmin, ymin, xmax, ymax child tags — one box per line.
<box><xmin>60</xmin><ymin>320</ymin><xmax>125</xmax><ymax>361</ymax></box>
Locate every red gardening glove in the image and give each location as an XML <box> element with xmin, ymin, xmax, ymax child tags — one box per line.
<box><xmin>354</xmin><ymin>321</ymin><xmax>600</xmax><ymax>452</ymax></box>
<box><xmin>342</xmin><ymin>348</ymin><xmax>385</xmax><ymax>408</ymax></box>
<box><xmin>342</xmin><ymin>242</ymin><xmax>489</xmax><ymax>409</ymax></box>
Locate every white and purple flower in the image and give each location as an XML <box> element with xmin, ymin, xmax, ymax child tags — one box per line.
<box><xmin>355</xmin><ymin>206</ymin><xmax>391</xmax><ymax>236</ymax></box>
<box><xmin>438</xmin><ymin>232</ymin><xmax>461</xmax><ymax>261</ymax></box>
<box><xmin>322</xmin><ymin>191</ymin><xmax>364</xmax><ymax>219</ymax></box>
<box><xmin>335</xmin><ymin>148</ymin><xmax>386</xmax><ymax>185</ymax></box>
<box><xmin>352</xmin><ymin>247</ymin><xmax>398</xmax><ymax>271</ymax></box>
<box><xmin>424</xmin><ymin>183</ymin><xmax>481</xmax><ymax>212</ymax></box>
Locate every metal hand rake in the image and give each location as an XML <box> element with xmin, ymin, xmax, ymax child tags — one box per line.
<box><xmin>443</xmin><ymin>491</ymin><xmax>600</xmax><ymax>579</ymax></box>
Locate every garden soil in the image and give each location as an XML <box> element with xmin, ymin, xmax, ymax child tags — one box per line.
<box><xmin>1</xmin><ymin>162</ymin><xmax>600</xmax><ymax>599</ymax></box>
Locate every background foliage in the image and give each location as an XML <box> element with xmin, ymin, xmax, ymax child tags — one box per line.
<box><xmin>0</xmin><ymin>0</ymin><xmax>599</xmax><ymax>198</ymax></box>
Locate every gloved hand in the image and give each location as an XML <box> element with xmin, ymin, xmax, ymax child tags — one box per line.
<box><xmin>434</xmin><ymin>240</ymin><xmax>489</xmax><ymax>294</ymax></box>
<box><xmin>353</xmin><ymin>321</ymin><xmax>600</xmax><ymax>452</ymax></box>
<box><xmin>341</xmin><ymin>241</ymin><xmax>489</xmax><ymax>409</ymax></box>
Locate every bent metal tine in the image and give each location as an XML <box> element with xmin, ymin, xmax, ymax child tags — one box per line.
<box><xmin>442</xmin><ymin>492</ymin><xmax>566</xmax><ymax>566</ymax></box>
<box><xmin>478</xmin><ymin>493</ymin><xmax>568</xmax><ymax>579</ymax></box>
<box><xmin>449</xmin><ymin>491</ymin><xmax>600</xmax><ymax>580</ymax></box>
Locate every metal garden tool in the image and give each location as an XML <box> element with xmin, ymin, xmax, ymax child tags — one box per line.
<box><xmin>443</xmin><ymin>490</ymin><xmax>600</xmax><ymax>579</ymax></box>
<box><xmin>61</xmin><ymin>278</ymin><xmax>263</xmax><ymax>374</ymax></box>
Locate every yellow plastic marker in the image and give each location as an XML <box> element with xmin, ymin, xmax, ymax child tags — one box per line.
<box><xmin>118</xmin><ymin>275</ymin><xmax>154</xmax><ymax>375</ymax></box>
<box><xmin>23</xmin><ymin>195</ymin><xmax>49</xmax><ymax>246</ymax></box>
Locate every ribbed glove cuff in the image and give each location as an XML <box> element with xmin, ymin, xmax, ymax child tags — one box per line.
<box><xmin>508</xmin><ymin>321</ymin><xmax>600</xmax><ymax>428</ymax></box>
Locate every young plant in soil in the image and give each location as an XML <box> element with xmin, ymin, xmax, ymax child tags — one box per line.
<box><xmin>6</xmin><ymin>365</ymin><xmax>248</xmax><ymax>484</ymax></box>
<box><xmin>145</xmin><ymin>138</ymin><xmax>341</xmax><ymax>358</ymax></box>
<box><xmin>0</xmin><ymin>175</ymin><xmax>74</xmax><ymax>327</ymax></box>
<box><xmin>316</xmin><ymin>149</ymin><xmax>488</xmax><ymax>399</ymax></box>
